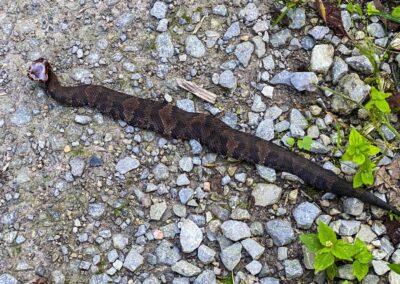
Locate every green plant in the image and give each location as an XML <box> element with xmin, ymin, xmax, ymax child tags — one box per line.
<box><xmin>388</xmin><ymin>263</ymin><xmax>400</xmax><ymax>275</ymax></box>
<box><xmin>286</xmin><ymin>137</ymin><xmax>295</xmax><ymax>147</ymax></box>
<box><xmin>346</xmin><ymin>2</ymin><xmax>362</xmax><ymax>16</ymax></box>
<box><xmin>300</xmin><ymin>221</ymin><xmax>372</xmax><ymax>281</ymax></box>
<box><xmin>341</xmin><ymin>128</ymin><xmax>380</xmax><ymax>187</ymax></box>
<box><xmin>272</xmin><ymin>0</ymin><xmax>300</xmax><ymax>26</ymax></box>
<box><xmin>365</xmin><ymin>86</ymin><xmax>392</xmax><ymax>114</ymax></box>
<box><xmin>297</xmin><ymin>136</ymin><xmax>313</xmax><ymax>151</ymax></box>
<box><xmin>367</xmin><ymin>3</ymin><xmax>400</xmax><ymax>24</ymax></box>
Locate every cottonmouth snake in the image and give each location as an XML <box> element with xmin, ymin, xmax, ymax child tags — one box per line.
<box><xmin>27</xmin><ymin>58</ymin><xmax>400</xmax><ymax>216</ymax></box>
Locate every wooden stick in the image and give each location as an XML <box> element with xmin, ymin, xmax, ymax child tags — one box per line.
<box><xmin>176</xmin><ymin>78</ymin><xmax>217</xmax><ymax>104</ymax></box>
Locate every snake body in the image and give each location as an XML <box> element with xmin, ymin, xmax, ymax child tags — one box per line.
<box><xmin>28</xmin><ymin>58</ymin><xmax>400</xmax><ymax>215</ymax></box>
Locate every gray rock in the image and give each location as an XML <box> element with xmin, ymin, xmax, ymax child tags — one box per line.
<box><xmin>241</xmin><ymin>238</ymin><xmax>265</xmax><ymax>259</ymax></box>
<box><xmin>270</xmin><ymin>70</ymin><xmax>293</xmax><ymax>86</ymax></box>
<box><xmin>194</xmin><ymin>270</ymin><xmax>216</xmax><ymax>284</ymax></box>
<box><xmin>213</xmin><ymin>5</ymin><xmax>227</xmax><ymax>16</ymax></box>
<box><xmin>265</xmin><ymin>219</ymin><xmax>295</xmax><ymax>246</ymax></box>
<box><xmin>150</xmin><ymin>1</ymin><xmax>168</xmax><ymax>19</ymax></box>
<box><xmin>367</xmin><ymin>23</ymin><xmax>385</xmax><ymax>38</ymax></box>
<box><xmin>372</xmin><ymin>260</ymin><xmax>390</xmax><ymax>275</ymax></box>
<box><xmin>265</xmin><ymin>106</ymin><xmax>282</xmax><ymax>120</ymax></box>
<box><xmin>260</xmin><ymin>277</ymin><xmax>280</xmax><ymax>284</ymax></box>
<box><xmin>112</xmin><ymin>234</ymin><xmax>129</xmax><ymax>250</ymax></box>
<box><xmin>252</xmin><ymin>183</ymin><xmax>282</xmax><ymax>207</ymax></box>
<box><xmin>381</xmin><ymin>237</ymin><xmax>394</xmax><ymax>260</ymax></box>
<box><xmin>88</xmin><ymin>203</ymin><xmax>106</xmax><ymax>219</ymax></box>
<box><xmin>288</xmin><ymin>8</ymin><xmax>306</xmax><ymax>29</ymax></box>
<box><xmin>198</xmin><ymin>244</ymin><xmax>216</xmax><ymax>264</ymax></box>
<box><xmin>176</xmin><ymin>174</ymin><xmax>190</xmax><ymax>186</ymax></box>
<box><xmin>275</xmin><ymin>120</ymin><xmax>290</xmax><ymax>133</ymax></box>
<box><xmin>190</xmin><ymin>139</ymin><xmax>202</xmax><ymax>154</ymax></box>
<box><xmin>74</xmin><ymin>114</ymin><xmax>92</xmax><ymax>124</ymax></box>
<box><xmin>301</xmin><ymin>36</ymin><xmax>316</xmax><ymax>50</ymax></box>
<box><xmin>220</xmin><ymin>60</ymin><xmax>237</xmax><ymax>70</ymax></box>
<box><xmin>89</xmin><ymin>274</ymin><xmax>112</xmax><ymax>284</ymax></box>
<box><xmin>270</xmin><ymin>29</ymin><xmax>292</xmax><ymax>47</ymax></box>
<box><xmin>332</xmin><ymin>73</ymin><xmax>370</xmax><ymax>114</ymax></box>
<box><xmin>311</xmin><ymin>44</ymin><xmax>334</xmax><ymax>74</ymax></box>
<box><xmin>337</xmin><ymin>264</ymin><xmax>355</xmax><ymax>280</ymax></box>
<box><xmin>253</xmin><ymin>20</ymin><xmax>269</xmax><ymax>33</ymax></box>
<box><xmin>0</xmin><ymin>274</ymin><xmax>17</xmax><ymax>284</ymax></box>
<box><xmin>338</xmin><ymin>220</ymin><xmax>361</xmax><ymax>236</ymax></box>
<box><xmin>219</xmin><ymin>70</ymin><xmax>237</xmax><ymax>89</ymax></box>
<box><xmin>11</xmin><ymin>106</ymin><xmax>32</xmax><ymax>126</ymax></box>
<box><xmin>252</xmin><ymin>36</ymin><xmax>266</xmax><ymax>58</ymax></box>
<box><xmin>308</xmin><ymin>26</ymin><xmax>330</xmax><ymax>40</ymax></box>
<box><xmin>257</xmin><ymin>165</ymin><xmax>276</xmax><ymax>182</ymax></box>
<box><xmin>51</xmin><ymin>271</ymin><xmax>65</xmax><ymax>284</ymax></box>
<box><xmin>343</xmin><ymin>198</ymin><xmax>364</xmax><ymax>216</ymax></box>
<box><xmin>389</xmin><ymin>271</ymin><xmax>400</xmax><ymax>283</ymax></box>
<box><xmin>70</xmin><ymin>157</ymin><xmax>85</xmax><ymax>177</ymax></box>
<box><xmin>157</xmin><ymin>19</ymin><xmax>169</xmax><ymax>32</ymax></box>
<box><xmin>186</xmin><ymin>35</ymin><xmax>206</xmax><ymax>58</ymax></box>
<box><xmin>180</xmin><ymin>219</ymin><xmax>203</xmax><ymax>253</ymax></box>
<box><xmin>150</xmin><ymin>201</ymin><xmax>167</xmax><ymax>220</ymax></box>
<box><xmin>220</xmin><ymin>243</ymin><xmax>242</xmax><ymax>271</ymax></box>
<box><xmin>221</xmin><ymin>220</ymin><xmax>251</xmax><ymax>241</ymax></box>
<box><xmin>115</xmin><ymin>13</ymin><xmax>134</xmax><ymax>29</ymax></box>
<box><xmin>251</xmin><ymin>94</ymin><xmax>266</xmax><ymax>112</ymax></box>
<box><xmin>293</xmin><ymin>202</ymin><xmax>321</xmax><ymax>229</ymax></box>
<box><xmin>302</xmin><ymin>246</ymin><xmax>315</xmax><ymax>269</ymax></box>
<box><xmin>262</xmin><ymin>54</ymin><xmax>275</xmax><ymax>71</ymax></box>
<box><xmin>179</xmin><ymin>157</ymin><xmax>193</xmax><ymax>172</ymax></box>
<box><xmin>332</xmin><ymin>56</ymin><xmax>349</xmax><ymax>84</ymax></box>
<box><xmin>231</xmin><ymin>208</ymin><xmax>250</xmax><ymax>220</ymax></box>
<box><xmin>155</xmin><ymin>240</ymin><xmax>181</xmax><ymax>265</ymax></box>
<box><xmin>71</xmin><ymin>68</ymin><xmax>91</xmax><ymax>82</ymax></box>
<box><xmin>246</xmin><ymin>260</ymin><xmax>263</xmax><ymax>275</ymax></box>
<box><xmin>123</xmin><ymin>248</ymin><xmax>144</xmax><ymax>272</ymax></box>
<box><xmin>223</xmin><ymin>22</ymin><xmax>240</xmax><ymax>40</ymax></box>
<box><xmin>153</xmin><ymin>163</ymin><xmax>169</xmax><ymax>181</ymax></box>
<box><xmin>156</xmin><ymin>32</ymin><xmax>174</xmax><ymax>59</ymax></box>
<box><xmin>345</xmin><ymin>55</ymin><xmax>374</xmax><ymax>75</ymax></box>
<box><xmin>284</xmin><ymin>259</ymin><xmax>303</xmax><ymax>279</ymax></box>
<box><xmin>256</xmin><ymin>119</ymin><xmax>275</xmax><ymax>141</ymax></box>
<box><xmin>222</xmin><ymin>112</ymin><xmax>238</xmax><ymax>128</ymax></box>
<box><xmin>116</xmin><ymin>157</ymin><xmax>140</xmax><ymax>174</ymax></box>
<box><xmin>290</xmin><ymin>72</ymin><xmax>318</xmax><ymax>91</ymax></box>
<box><xmin>290</xmin><ymin>109</ymin><xmax>308</xmax><ymax>129</ymax></box>
<box><xmin>239</xmin><ymin>3</ymin><xmax>259</xmax><ymax>22</ymax></box>
<box><xmin>172</xmin><ymin>260</ymin><xmax>201</xmax><ymax>277</ymax></box>
<box><xmin>310</xmin><ymin>141</ymin><xmax>329</xmax><ymax>154</ymax></box>
<box><xmin>122</xmin><ymin>62</ymin><xmax>136</xmax><ymax>72</ymax></box>
<box><xmin>177</xmin><ymin>99</ymin><xmax>195</xmax><ymax>113</ymax></box>
<box><xmin>179</xmin><ymin>187</ymin><xmax>193</xmax><ymax>204</ymax></box>
<box><xmin>234</xmin><ymin>42</ymin><xmax>254</xmax><ymax>67</ymax></box>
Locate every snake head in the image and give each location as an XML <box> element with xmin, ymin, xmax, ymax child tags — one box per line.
<box><xmin>28</xmin><ymin>58</ymin><xmax>50</xmax><ymax>83</ymax></box>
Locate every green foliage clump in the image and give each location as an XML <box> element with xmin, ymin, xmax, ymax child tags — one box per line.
<box><xmin>300</xmin><ymin>221</ymin><xmax>372</xmax><ymax>282</ymax></box>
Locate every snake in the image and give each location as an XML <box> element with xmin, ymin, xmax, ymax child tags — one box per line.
<box><xmin>27</xmin><ymin>58</ymin><xmax>400</xmax><ymax>216</ymax></box>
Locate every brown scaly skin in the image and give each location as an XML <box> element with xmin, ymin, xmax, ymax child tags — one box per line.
<box><xmin>28</xmin><ymin>58</ymin><xmax>400</xmax><ymax>216</ymax></box>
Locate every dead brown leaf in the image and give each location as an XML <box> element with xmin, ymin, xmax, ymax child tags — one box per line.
<box><xmin>316</xmin><ymin>0</ymin><xmax>347</xmax><ymax>37</ymax></box>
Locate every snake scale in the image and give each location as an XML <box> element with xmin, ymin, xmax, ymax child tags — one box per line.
<box><xmin>28</xmin><ymin>58</ymin><xmax>400</xmax><ymax>216</ymax></box>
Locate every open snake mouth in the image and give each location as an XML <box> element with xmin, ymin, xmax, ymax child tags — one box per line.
<box><xmin>28</xmin><ymin>58</ymin><xmax>50</xmax><ymax>83</ymax></box>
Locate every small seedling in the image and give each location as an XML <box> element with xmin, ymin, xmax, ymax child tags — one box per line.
<box><xmin>300</xmin><ymin>221</ymin><xmax>372</xmax><ymax>281</ymax></box>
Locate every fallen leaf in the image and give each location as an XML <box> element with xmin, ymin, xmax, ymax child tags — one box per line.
<box><xmin>316</xmin><ymin>0</ymin><xmax>347</xmax><ymax>37</ymax></box>
<box><xmin>388</xmin><ymin>92</ymin><xmax>400</xmax><ymax>114</ymax></box>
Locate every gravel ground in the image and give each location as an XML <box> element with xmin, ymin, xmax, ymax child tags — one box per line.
<box><xmin>1</xmin><ymin>0</ymin><xmax>400</xmax><ymax>283</ymax></box>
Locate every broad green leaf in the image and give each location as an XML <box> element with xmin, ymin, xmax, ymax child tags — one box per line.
<box><xmin>392</xmin><ymin>6</ymin><xmax>400</xmax><ymax>18</ymax></box>
<box><xmin>353</xmin><ymin>172</ymin><xmax>363</xmax><ymax>188</ymax></box>
<box><xmin>353</xmin><ymin>260</ymin><xmax>369</xmax><ymax>281</ymax></box>
<box><xmin>286</xmin><ymin>137</ymin><xmax>295</xmax><ymax>147</ymax></box>
<box><xmin>349</xmin><ymin>128</ymin><xmax>363</xmax><ymax>145</ymax></box>
<box><xmin>298</xmin><ymin>136</ymin><xmax>313</xmax><ymax>151</ymax></box>
<box><xmin>300</xmin><ymin>234</ymin><xmax>323</xmax><ymax>253</ymax></box>
<box><xmin>367</xmin><ymin>145</ymin><xmax>380</xmax><ymax>155</ymax></box>
<box><xmin>375</xmin><ymin>100</ymin><xmax>391</xmax><ymax>113</ymax></box>
<box><xmin>361</xmin><ymin>171</ymin><xmax>374</xmax><ymax>185</ymax></box>
<box><xmin>388</xmin><ymin>263</ymin><xmax>400</xmax><ymax>275</ymax></box>
<box><xmin>332</xmin><ymin>240</ymin><xmax>356</xmax><ymax>261</ymax></box>
<box><xmin>367</xmin><ymin>3</ymin><xmax>380</xmax><ymax>15</ymax></box>
<box><xmin>356</xmin><ymin>250</ymin><xmax>373</xmax><ymax>264</ymax></box>
<box><xmin>326</xmin><ymin>264</ymin><xmax>337</xmax><ymax>280</ymax></box>
<box><xmin>317</xmin><ymin>221</ymin><xmax>337</xmax><ymax>245</ymax></box>
<box><xmin>353</xmin><ymin>153</ymin><xmax>366</xmax><ymax>165</ymax></box>
<box><xmin>315</xmin><ymin>251</ymin><xmax>335</xmax><ymax>272</ymax></box>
